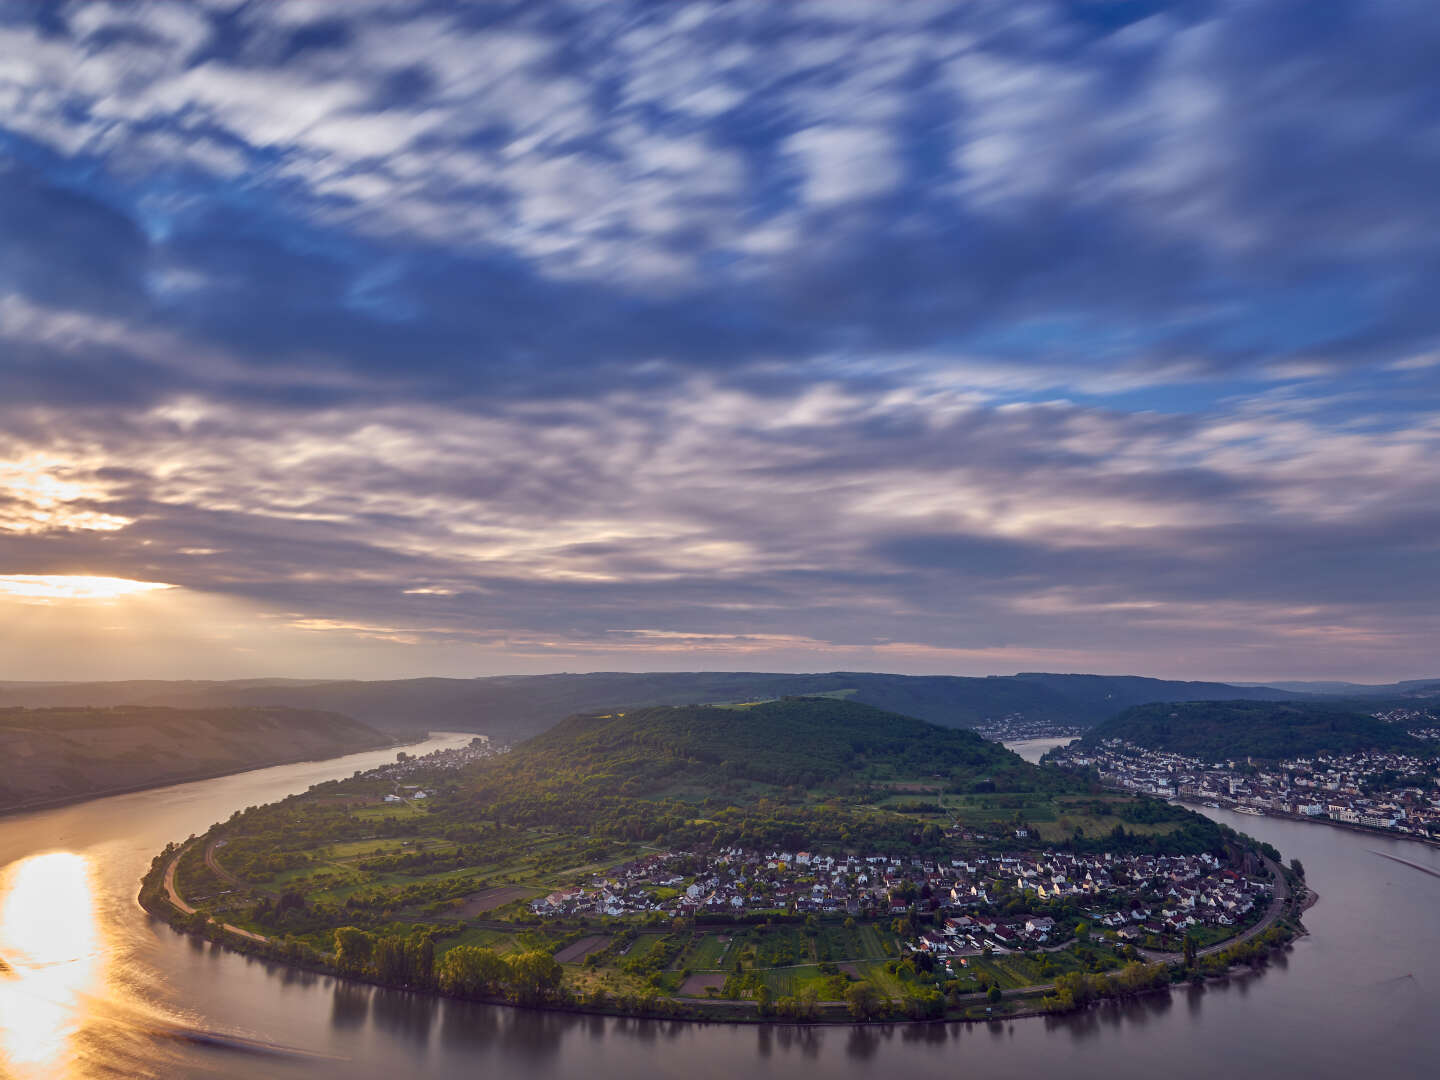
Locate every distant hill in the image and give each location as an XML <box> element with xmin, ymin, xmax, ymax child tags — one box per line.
<box><xmin>0</xmin><ymin>671</ymin><xmax>1301</xmax><ymax>741</ymax></box>
<box><xmin>1080</xmin><ymin>700</ymin><xmax>1427</xmax><ymax>761</ymax></box>
<box><xmin>0</xmin><ymin>705</ymin><xmax>389</xmax><ymax>813</ymax></box>
<box><xmin>1251</xmin><ymin>678</ymin><xmax>1440</xmax><ymax>697</ymax></box>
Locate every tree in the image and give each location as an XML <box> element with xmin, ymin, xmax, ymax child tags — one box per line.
<box><xmin>846</xmin><ymin>980</ymin><xmax>881</xmax><ymax>1020</ymax></box>
<box><xmin>986</xmin><ymin>984</ymin><xmax>1002</xmax><ymax>1005</ymax></box>
<box><xmin>1289</xmin><ymin>857</ymin><xmax>1306</xmax><ymax>880</ymax></box>
<box><xmin>904</xmin><ymin>987</ymin><xmax>945</xmax><ymax>1019</ymax></box>
<box><xmin>797</xmin><ymin>985</ymin><xmax>820</xmax><ymax>1020</ymax></box>
<box><xmin>506</xmin><ymin>950</ymin><xmax>563</xmax><ymax>1004</ymax></box>
<box><xmin>755</xmin><ymin>984</ymin><xmax>773</xmax><ymax>1016</ymax></box>
<box><xmin>1182</xmin><ymin>933</ymin><xmax>1197</xmax><ymax>968</ymax></box>
<box><xmin>375</xmin><ymin>935</ymin><xmax>413</xmax><ymax>984</ymax></box>
<box><xmin>333</xmin><ymin>926</ymin><xmax>374</xmax><ymax>975</ymax></box>
<box><xmin>415</xmin><ymin>935</ymin><xmax>436</xmax><ymax>989</ymax></box>
<box><xmin>436</xmin><ymin>945</ymin><xmax>508</xmax><ymax>996</ymax></box>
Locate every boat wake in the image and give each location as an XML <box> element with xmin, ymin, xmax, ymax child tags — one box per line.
<box><xmin>146</xmin><ymin>1021</ymin><xmax>341</xmax><ymax>1059</ymax></box>
<box><xmin>1368</xmin><ymin>850</ymin><xmax>1440</xmax><ymax>880</ymax></box>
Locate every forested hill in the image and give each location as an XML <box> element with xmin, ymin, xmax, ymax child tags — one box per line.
<box><xmin>1081</xmin><ymin>701</ymin><xmax>1427</xmax><ymax>761</ymax></box>
<box><xmin>452</xmin><ymin>698</ymin><xmax>1229</xmax><ymax>855</ymax></box>
<box><xmin>455</xmin><ymin>698</ymin><xmax>1083</xmax><ymax>850</ymax></box>
<box><xmin>0</xmin><ymin>670</ymin><xmax>1300</xmax><ymax>740</ymax></box>
<box><xmin>0</xmin><ymin>706</ymin><xmax>389</xmax><ymax>812</ymax></box>
<box><xmin>501</xmin><ymin>698</ymin><xmax>1041</xmax><ymax>792</ymax></box>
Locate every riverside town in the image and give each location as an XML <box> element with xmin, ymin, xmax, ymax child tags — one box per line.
<box><xmin>1048</xmin><ymin>738</ymin><xmax>1440</xmax><ymax>838</ymax></box>
<box><xmin>529</xmin><ymin>847</ymin><xmax>1274</xmax><ymax>958</ymax></box>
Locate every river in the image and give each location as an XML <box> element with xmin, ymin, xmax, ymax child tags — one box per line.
<box><xmin>1004</xmin><ymin>736</ymin><xmax>1078</xmax><ymax>764</ymax></box>
<box><xmin>1</xmin><ymin>735</ymin><xmax>1438</xmax><ymax>1079</ymax></box>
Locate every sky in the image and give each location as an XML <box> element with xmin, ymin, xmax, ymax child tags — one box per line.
<box><xmin>1</xmin><ymin>0</ymin><xmax>1438</xmax><ymax>684</ymax></box>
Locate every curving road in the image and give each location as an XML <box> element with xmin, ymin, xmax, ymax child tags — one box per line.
<box><xmin>160</xmin><ymin>841</ymin><xmax>270</xmax><ymax>944</ymax></box>
<box><xmin>1139</xmin><ymin>857</ymin><xmax>1290</xmax><ymax>964</ymax></box>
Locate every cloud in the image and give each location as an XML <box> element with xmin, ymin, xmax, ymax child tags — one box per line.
<box><xmin>0</xmin><ymin>371</ymin><xmax>1436</xmax><ymax>677</ymax></box>
<box><xmin>0</xmin><ymin>1</ymin><xmax>1437</xmax><ymax>679</ymax></box>
<box><xmin>786</xmin><ymin>126</ymin><xmax>902</xmax><ymax>206</ymax></box>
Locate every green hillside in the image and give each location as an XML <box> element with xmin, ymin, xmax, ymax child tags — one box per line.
<box><xmin>487</xmin><ymin>697</ymin><xmax>1036</xmax><ymax>794</ymax></box>
<box><xmin>1081</xmin><ymin>700</ymin><xmax>1426</xmax><ymax>760</ymax></box>
<box><xmin>453</xmin><ymin>698</ymin><xmax>1229</xmax><ymax>856</ymax></box>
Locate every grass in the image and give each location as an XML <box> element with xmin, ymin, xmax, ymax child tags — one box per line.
<box><xmin>857</xmin><ymin>923</ymin><xmax>899</xmax><ymax>960</ymax></box>
<box><xmin>441</xmin><ymin>926</ymin><xmax>520</xmax><ymax>953</ymax></box>
<box><xmin>174</xmin><ymin>844</ymin><xmax>227</xmax><ymax>902</ymax></box>
<box><xmin>854</xmin><ymin>960</ymin><xmax>906</xmax><ymax>999</ymax></box>
<box><xmin>323</xmin><ymin>838</ymin><xmax>419</xmax><ymax>859</ymax></box>
<box><xmin>684</xmin><ymin>933</ymin><xmax>731</xmax><ymax>969</ymax></box>
<box><xmin>622</xmin><ymin>932</ymin><xmax>668</xmax><ymax>960</ymax></box>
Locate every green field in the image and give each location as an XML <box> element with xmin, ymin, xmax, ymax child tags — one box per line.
<box><xmin>681</xmin><ymin>933</ymin><xmax>733</xmax><ymax>969</ymax></box>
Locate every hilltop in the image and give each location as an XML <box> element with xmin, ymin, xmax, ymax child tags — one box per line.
<box><xmin>444</xmin><ymin>697</ymin><xmax>1230</xmax><ymax>856</ymax></box>
<box><xmin>457</xmin><ymin>698</ymin><xmax>1067</xmax><ymax>849</ymax></box>
<box><xmin>1079</xmin><ymin>700</ymin><xmax>1427</xmax><ymax>761</ymax></box>
<box><xmin>0</xmin><ymin>705</ymin><xmax>390</xmax><ymax>813</ymax></box>
<box><xmin>496</xmin><ymin>697</ymin><xmax>1034</xmax><ymax>791</ymax></box>
<box><xmin>0</xmin><ymin>670</ymin><xmax>1301</xmax><ymax>740</ymax></box>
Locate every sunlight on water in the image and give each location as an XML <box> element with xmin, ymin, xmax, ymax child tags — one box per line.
<box><xmin>0</xmin><ymin>852</ymin><xmax>103</xmax><ymax>1076</ymax></box>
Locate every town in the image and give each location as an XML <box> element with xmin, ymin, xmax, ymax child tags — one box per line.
<box><xmin>971</xmin><ymin>715</ymin><xmax>1085</xmax><ymax>742</ymax></box>
<box><xmin>1048</xmin><ymin>739</ymin><xmax>1440</xmax><ymax>838</ymax></box>
<box><xmin>530</xmin><ymin>845</ymin><xmax>1272</xmax><ymax>959</ymax></box>
<box><xmin>359</xmin><ymin>736</ymin><xmax>507</xmax><ymax>784</ymax></box>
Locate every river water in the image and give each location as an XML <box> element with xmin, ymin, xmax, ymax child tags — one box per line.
<box><xmin>1</xmin><ymin>734</ymin><xmax>1437</xmax><ymax>1079</ymax></box>
<box><xmin>1003</xmin><ymin>736</ymin><xmax>1078</xmax><ymax>764</ymax></box>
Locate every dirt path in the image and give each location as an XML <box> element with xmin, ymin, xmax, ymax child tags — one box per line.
<box><xmin>204</xmin><ymin>836</ymin><xmax>244</xmax><ymax>889</ymax></box>
<box><xmin>161</xmin><ymin>843</ymin><xmax>270</xmax><ymax>944</ymax></box>
<box><xmin>161</xmin><ymin>848</ymin><xmax>197</xmax><ymax>916</ymax></box>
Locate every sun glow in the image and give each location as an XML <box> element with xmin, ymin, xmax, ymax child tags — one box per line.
<box><xmin>0</xmin><ymin>576</ymin><xmax>175</xmax><ymax>602</ymax></box>
<box><xmin>0</xmin><ymin>852</ymin><xmax>103</xmax><ymax>1075</ymax></box>
<box><xmin>0</xmin><ymin>456</ymin><xmax>131</xmax><ymax>534</ymax></box>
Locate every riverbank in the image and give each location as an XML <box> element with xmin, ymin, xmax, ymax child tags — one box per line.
<box><xmin>12</xmin><ymin>737</ymin><xmax>1437</xmax><ymax>1080</ymax></box>
<box><xmin>140</xmin><ymin>840</ymin><xmax>1305</xmax><ymax>1028</ymax></box>
<box><xmin>0</xmin><ymin>734</ymin><xmax>413</xmax><ymax>820</ymax></box>
<box><xmin>1176</xmin><ymin>797</ymin><xmax>1440</xmax><ymax>852</ymax></box>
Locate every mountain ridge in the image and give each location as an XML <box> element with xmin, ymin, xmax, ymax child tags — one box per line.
<box><xmin>0</xmin><ymin>670</ymin><xmax>1303</xmax><ymax>740</ymax></box>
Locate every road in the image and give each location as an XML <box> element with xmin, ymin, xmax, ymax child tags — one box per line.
<box><xmin>204</xmin><ymin>835</ymin><xmax>244</xmax><ymax>888</ymax></box>
<box><xmin>160</xmin><ymin>841</ymin><xmax>270</xmax><ymax>944</ymax></box>
<box><xmin>1139</xmin><ymin>856</ymin><xmax>1290</xmax><ymax>963</ymax></box>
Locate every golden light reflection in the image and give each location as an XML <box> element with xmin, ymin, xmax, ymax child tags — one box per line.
<box><xmin>0</xmin><ymin>853</ymin><xmax>103</xmax><ymax>1077</ymax></box>
<box><xmin>0</xmin><ymin>576</ymin><xmax>175</xmax><ymax>602</ymax></box>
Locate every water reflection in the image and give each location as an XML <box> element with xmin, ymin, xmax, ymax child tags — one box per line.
<box><xmin>0</xmin><ymin>852</ymin><xmax>102</xmax><ymax>1076</ymax></box>
<box><xmin>0</xmin><ymin>734</ymin><xmax>473</xmax><ymax>1080</ymax></box>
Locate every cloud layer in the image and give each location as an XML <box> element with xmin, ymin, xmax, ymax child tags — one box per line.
<box><xmin>0</xmin><ymin>0</ymin><xmax>1437</xmax><ymax>681</ymax></box>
